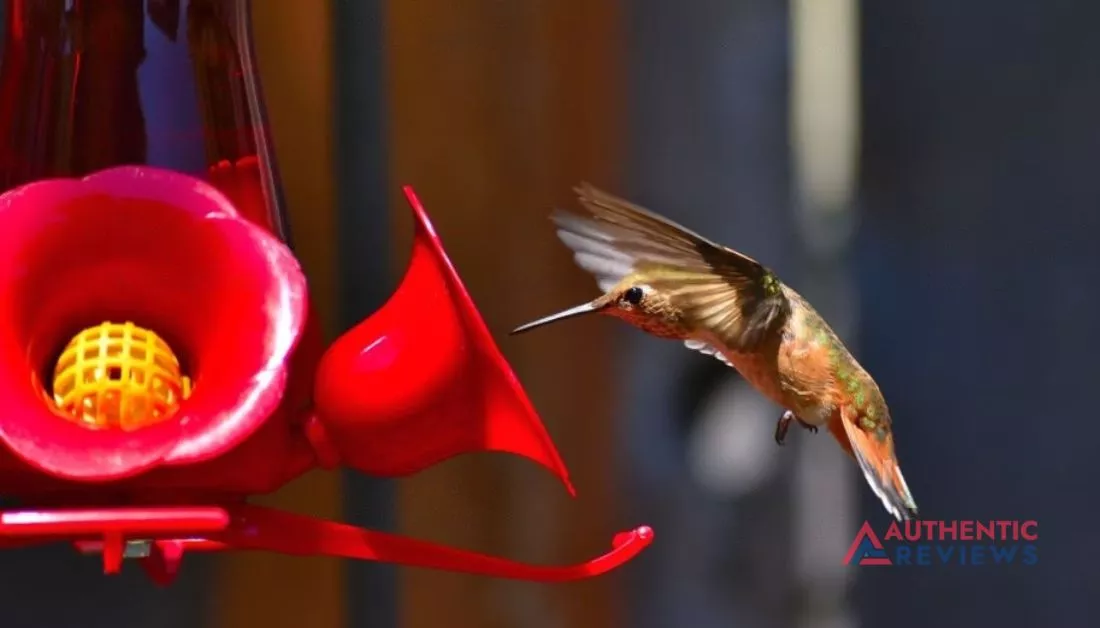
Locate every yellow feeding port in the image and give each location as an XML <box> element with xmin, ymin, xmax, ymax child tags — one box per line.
<box><xmin>52</xmin><ymin>322</ymin><xmax>192</xmax><ymax>431</ymax></box>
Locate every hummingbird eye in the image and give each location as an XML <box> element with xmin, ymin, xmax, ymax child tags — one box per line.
<box><xmin>623</xmin><ymin>286</ymin><xmax>644</xmax><ymax>305</ymax></box>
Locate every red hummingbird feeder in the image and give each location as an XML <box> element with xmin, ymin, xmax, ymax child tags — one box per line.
<box><xmin>0</xmin><ymin>0</ymin><xmax>651</xmax><ymax>586</ymax></box>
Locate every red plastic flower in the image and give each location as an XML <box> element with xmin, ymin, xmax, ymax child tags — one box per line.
<box><xmin>0</xmin><ymin>166</ymin><xmax>308</xmax><ymax>481</ymax></box>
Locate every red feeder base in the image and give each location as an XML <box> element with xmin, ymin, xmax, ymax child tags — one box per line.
<box><xmin>0</xmin><ymin>505</ymin><xmax>654</xmax><ymax>587</ymax></box>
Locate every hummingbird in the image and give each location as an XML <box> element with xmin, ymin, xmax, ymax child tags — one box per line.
<box><xmin>511</xmin><ymin>184</ymin><xmax>918</xmax><ymax>521</ymax></box>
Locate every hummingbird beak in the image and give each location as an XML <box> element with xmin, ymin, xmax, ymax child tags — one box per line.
<box><xmin>510</xmin><ymin>301</ymin><xmax>602</xmax><ymax>335</ymax></box>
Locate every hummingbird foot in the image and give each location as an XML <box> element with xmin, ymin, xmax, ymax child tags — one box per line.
<box><xmin>774</xmin><ymin>410</ymin><xmax>818</xmax><ymax>445</ymax></box>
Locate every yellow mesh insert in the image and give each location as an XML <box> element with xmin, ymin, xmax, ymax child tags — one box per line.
<box><xmin>52</xmin><ymin>321</ymin><xmax>192</xmax><ymax>431</ymax></box>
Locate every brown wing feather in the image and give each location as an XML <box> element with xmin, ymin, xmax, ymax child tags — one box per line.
<box><xmin>552</xmin><ymin>183</ymin><xmax>790</xmax><ymax>351</ymax></box>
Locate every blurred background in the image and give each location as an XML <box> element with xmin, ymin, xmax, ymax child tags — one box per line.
<box><xmin>1</xmin><ymin>0</ymin><xmax>1096</xmax><ymax>627</ymax></box>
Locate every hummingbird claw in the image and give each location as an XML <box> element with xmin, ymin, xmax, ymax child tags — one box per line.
<box><xmin>775</xmin><ymin>410</ymin><xmax>816</xmax><ymax>445</ymax></box>
<box><xmin>795</xmin><ymin>415</ymin><xmax>819</xmax><ymax>433</ymax></box>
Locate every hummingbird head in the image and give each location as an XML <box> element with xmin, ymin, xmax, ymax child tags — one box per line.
<box><xmin>510</xmin><ymin>273</ymin><xmax>689</xmax><ymax>338</ymax></box>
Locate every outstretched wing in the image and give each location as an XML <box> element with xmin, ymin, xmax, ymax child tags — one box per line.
<box><xmin>552</xmin><ymin>183</ymin><xmax>790</xmax><ymax>351</ymax></box>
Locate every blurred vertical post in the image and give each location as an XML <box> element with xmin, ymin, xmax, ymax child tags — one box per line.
<box><xmin>332</xmin><ymin>0</ymin><xmax>399</xmax><ymax>627</ymax></box>
<box><xmin>789</xmin><ymin>0</ymin><xmax>859</xmax><ymax>627</ymax></box>
<box><xmin>386</xmin><ymin>1</ymin><xmax>625</xmax><ymax>628</ymax></box>
<box><xmin>215</xmin><ymin>3</ymin><xmax>345</xmax><ymax>628</ymax></box>
<box><xmin>624</xmin><ymin>1</ymin><xmax>795</xmax><ymax>627</ymax></box>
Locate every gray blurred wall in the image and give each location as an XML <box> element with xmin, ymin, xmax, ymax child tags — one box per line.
<box><xmin>857</xmin><ymin>1</ymin><xmax>1100</xmax><ymax>626</ymax></box>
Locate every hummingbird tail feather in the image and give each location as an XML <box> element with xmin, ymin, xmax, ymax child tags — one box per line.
<box><xmin>832</xmin><ymin>416</ymin><xmax>918</xmax><ymax>521</ymax></box>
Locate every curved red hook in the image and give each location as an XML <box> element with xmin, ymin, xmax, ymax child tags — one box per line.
<box><xmin>218</xmin><ymin>504</ymin><xmax>653</xmax><ymax>582</ymax></box>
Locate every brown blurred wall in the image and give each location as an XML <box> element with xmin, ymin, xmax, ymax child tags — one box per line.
<box><xmin>387</xmin><ymin>2</ymin><xmax>626</xmax><ymax>628</ymax></box>
<box><xmin>215</xmin><ymin>1</ymin><xmax>625</xmax><ymax>627</ymax></box>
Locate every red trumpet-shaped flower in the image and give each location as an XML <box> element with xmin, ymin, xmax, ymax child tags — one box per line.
<box><xmin>311</xmin><ymin>186</ymin><xmax>573</xmax><ymax>494</ymax></box>
<box><xmin>0</xmin><ymin>165</ymin><xmax>308</xmax><ymax>482</ymax></box>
